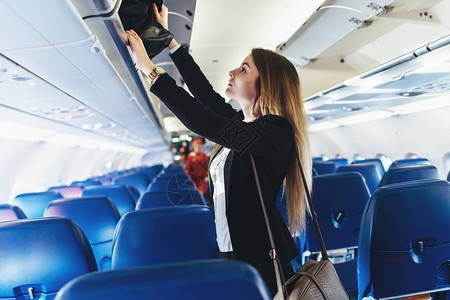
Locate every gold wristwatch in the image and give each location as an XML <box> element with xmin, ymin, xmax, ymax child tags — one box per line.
<box><xmin>147</xmin><ymin>67</ymin><xmax>166</xmax><ymax>83</ymax></box>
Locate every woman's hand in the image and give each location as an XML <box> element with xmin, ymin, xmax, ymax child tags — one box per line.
<box><xmin>152</xmin><ymin>4</ymin><xmax>180</xmax><ymax>51</ymax></box>
<box><xmin>152</xmin><ymin>3</ymin><xmax>169</xmax><ymax>30</ymax></box>
<box><xmin>126</xmin><ymin>30</ymin><xmax>155</xmax><ymax>76</ymax></box>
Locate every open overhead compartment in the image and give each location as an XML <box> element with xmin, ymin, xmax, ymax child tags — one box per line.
<box><xmin>0</xmin><ymin>0</ymin><xmax>199</xmax><ymax>151</ymax></box>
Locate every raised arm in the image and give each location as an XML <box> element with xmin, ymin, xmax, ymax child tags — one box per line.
<box><xmin>150</xmin><ymin>74</ymin><xmax>294</xmax><ymax>158</ymax></box>
<box><xmin>152</xmin><ymin>4</ymin><xmax>237</xmax><ymax>118</ymax></box>
<box><xmin>168</xmin><ymin>46</ymin><xmax>237</xmax><ymax>118</ymax></box>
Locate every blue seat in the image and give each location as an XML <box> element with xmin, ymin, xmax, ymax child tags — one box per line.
<box><xmin>127</xmin><ymin>186</ymin><xmax>140</xmax><ymax>203</ymax></box>
<box><xmin>156</xmin><ymin>172</ymin><xmax>189</xmax><ymax>180</ymax></box>
<box><xmin>0</xmin><ymin>204</ymin><xmax>26</xmax><ymax>221</ymax></box>
<box><xmin>70</xmin><ymin>180</ymin><xmax>101</xmax><ymax>188</ymax></box>
<box><xmin>136</xmin><ymin>165</ymin><xmax>164</xmax><ymax>181</ymax></box>
<box><xmin>358</xmin><ymin>180</ymin><xmax>450</xmax><ymax>299</ymax></box>
<box><xmin>312</xmin><ymin>161</ymin><xmax>337</xmax><ymax>175</ymax></box>
<box><xmin>136</xmin><ymin>189</ymin><xmax>206</xmax><ymax>210</ymax></box>
<box><xmin>112</xmin><ymin>205</ymin><xmax>218</xmax><ymax>269</ymax></box>
<box><xmin>87</xmin><ymin>175</ymin><xmax>112</xmax><ymax>186</ymax></box>
<box><xmin>0</xmin><ymin>218</ymin><xmax>97</xmax><ymax>299</ymax></box>
<box><xmin>55</xmin><ymin>260</ymin><xmax>271</xmax><ymax>300</ymax></box>
<box><xmin>312</xmin><ymin>167</ymin><xmax>318</xmax><ymax>177</ymax></box>
<box><xmin>352</xmin><ymin>158</ymin><xmax>386</xmax><ymax>176</ymax></box>
<box><xmin>45</xmin><ymin>196</ymin><xmax>121</xmax><ymax>270</ymax></box>
<box><xmin>389</xmin><ymin>157</ymin><xmax>431</xmax><ymax>170</ymax></box>
<box><xmin>148</xmin><ymin>177</ymin><xmax>196</xmax><ymax>192</ymax></box>
<box><xmin>163</xmin><ymin>164</ymin><xmax>185</xmax><ymax>173</ymax></box>
<box><xmin>48</xmin><ymin>186</ymin><xmax>83</xmax><ymax>198</ymax></box>
<box><xmin>82</xmin><ymin>185</ymin><xmax>135</xmax><ymax>217</ymax></box>
<box><xmin>307</xmin><ymin>172</ymin><xmax>371</xmax><ymax>251</ymax></box>
<box><xmin>306</xmin><ymin>172</ymin><xmax>371</xmax><ymax>296</ymax></box>
<box><xmin>13</xmin><ymin>191</ymin><xmax>63</xmax><ymax>218</ymax></box>
<box><xmin>113</xmin><ymin>172</ymin><xmax>151</xmax><ymax>195</ymax></box>
<box><xmin>379</xmin><ymin>164</ymin><xmax>441</xmax><ymax>187</ymax></box>
<box><xmin>337</xmin><ymin>163</ymin><xmax>382</xmax><ymax>194</ymax></box>
<box><xmin>329</xmin><ymin>158</ymin><xmax>350</xmax><ymax>167</ymax></box>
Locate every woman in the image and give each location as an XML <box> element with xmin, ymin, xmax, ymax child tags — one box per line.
<box><xmin>126</xmin><ymin>4</ymin><xmax>312</xmax><ymax>296</ymax></box>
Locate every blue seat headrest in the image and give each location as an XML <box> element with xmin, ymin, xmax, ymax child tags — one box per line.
<box><xmin>87</xmin><ymin>175</ymin><xmax>112</xmax><ymax>185</ymax></box>
<box><xmin>70</xmin><ymin>180</ymin><xmax>101</xmax><ymax>188</ymax></box>
<box><xmin>379</xmin><ymin>164</ymin><xmax>440</xmax><ymax>187</ymax></box>
<box><xmin>48</xmin><ymin>186</ymin><xmax>83</xmax><ymax>198</ymax></box>
<box><xmin>358</xmin><ymin>179</ymin><xmax>450</xmax><ymax>299</ymax></box>
<box><xmin>44</xmin><ymin>196</ymin><xmax>120</xmax><ymax>245</ymax></box>
<box><xmin>312</xmin><ymin>161</ymin><xmax>337</xmax><ymax>175</ymax></box>
<box><xmin>148</xmin><ymin>177</ymin><xmax>195</xmax><ymax>192</ymax></box>
<box><xmin>112</xmin><ymin>205</ymin><xmax>218</xmax><ymax>269</ymax></box>
<box><xmin>389</xmin><ymin>158</ymin><xmax>431</xmax><ymax>170</ymax></box>
<box><xmin>56</xmin><ymin>260</ymin><xmax>271</xmax><ymax>300</ymax></box>
<box><xmin>337</xmin><ymin>163</ymin><xmax>382</xmax><ymax>194</ymax></box>
<box><xmin>13</xmin><ymin>191</ymin><xmax>63</xmax><ymax>218</ymax></box>
<box><xmin>0</xmin><ymin>218</ymin><xmax>97</xmax><ymax>298</ymax></box>
<box><xmin>82</xmin><ymin>185</ymin><xmax>135</xmax><ymax>216</ymax></box>
<box><xmin>328</xmin><ymin>158</ymin><xmax>350</xmax><ymax>167</ymax></box>
<box><xmin>0</xmin><ymin>204</ymin><xmax>26</xmax><ymax>221</ymax></box>
<box><xmin>135</xmin><ymin>165</ymin><xmax>164</xmax><ymax>181</ymax></box>
<box><xmin>137</xmin><ymin>189</ymin><xmax>206</xmax><ymax>209</ymax></box>
<box><xmin>113</xmin><ymin>172</ymin><xmax>151</xmax><ymax>195</ymax></box>
<box><xmin>164</xmin><ymin>164</ymin><xmax>185</xmax><ymax>173</ymax></box>
<box><xmin>352</xmin><ymin>158</ymin><xmax>386</xmax><ymax>176</ymax></box>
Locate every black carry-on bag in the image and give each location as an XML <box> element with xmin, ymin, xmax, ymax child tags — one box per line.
<box><xmin>249</xmin><ymin>154</ymin><xmax>349</xmax><ymax>300</ymax></box>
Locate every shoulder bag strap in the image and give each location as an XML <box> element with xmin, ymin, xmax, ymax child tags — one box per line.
<box><xmin>249</xmin><ymin>155</ymin><xmax>287</xmax><ymax>298</ymax></box>
<box><xmin>294</xmin><ymin>150</ymin><xmax>329</xmax><ymax>260</ymax></box>
<box><xmin>249</xmin><ymin>153</ymin><xmax>330</xmax><ymax>297</ymax></box>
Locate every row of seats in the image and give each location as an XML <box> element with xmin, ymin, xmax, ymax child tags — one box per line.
<box><xmin>0</xmin><ymin>163</ymin><xmax>239</xmax><ymax>299</ymax></box>
<box><xmin>313</xmin><ymin>157</ymin><xmax>443</xmax><ymax>195</ymax></box>
<box><xmin>3</xmin><ymin>164</ymin><xmax>207</xmax><ymax>271</ymax></box>
<box><xmin>277</xmin><ymin>157</ymin><xmax>449</xmax><ymax>298</ymax></box>
<box><xmin>2</xmin><ymin>159</ymin><xmax>449</xmax><ymax>299</ymax></box>
<box><xmin>0</xmin><ymin>209</ymin><xmax>270</xmax><ymax>300</ymax></box>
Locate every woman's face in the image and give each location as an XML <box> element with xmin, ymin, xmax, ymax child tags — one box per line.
<box><xmin>225</xmin><ymin>54</ymin><xmax>259</xmax><ymax>107</ymax></box>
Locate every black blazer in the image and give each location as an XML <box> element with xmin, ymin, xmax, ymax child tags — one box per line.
<box><xmin>150</xmin><ymin>46</ymin><xmax>299</xmax><ymax>286</ymax></box>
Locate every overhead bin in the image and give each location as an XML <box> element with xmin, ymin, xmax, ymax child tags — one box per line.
<box><xmin>276</xmin><ymin>0</ymin><xmax>393</xmax><ymax>67</ymax></box>
<box><xmin>0</xmin><ymin>0</ymin><xmax>171</xmax><ymax>149</ymax></box>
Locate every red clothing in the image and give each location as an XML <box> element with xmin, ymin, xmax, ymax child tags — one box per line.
<box><xmin>186</xmin><ymin>151</ymin><xmax>209</xmax><ymax>194</ymax></box>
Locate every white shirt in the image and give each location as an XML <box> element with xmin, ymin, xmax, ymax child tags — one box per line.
<box><xmin>209</xmin><ymin>147</ymin><xmax>233</xmax><ymax>252</ymax></box>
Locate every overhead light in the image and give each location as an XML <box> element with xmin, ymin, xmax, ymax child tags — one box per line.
<box><xmin>179</xmin><ymin>134</ymin><xmax>190</xmax><ymax>141</ymax></box>
<box><xmin>309</xmin><ymin>121</ymin><xmax>340</xmax><ymax>132</ymax></box>
<box><xmin>337</xmin><ymin>110</ymin><xmax>393</xmax><ymax>126</ymax></box>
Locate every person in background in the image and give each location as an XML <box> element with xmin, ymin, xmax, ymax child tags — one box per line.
<box><xmin>186</xmin><ymin>139</ymin><xmax>209</xmax><ymax>195</ymax></box>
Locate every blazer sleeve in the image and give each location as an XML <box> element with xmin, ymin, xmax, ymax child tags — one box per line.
<box><xmin>169</xmin><ymin>46</ymin><xmax>237</xmax><ymax>118</ymax></box>
<box><xmin>151</xmin><ymin>74</ymin><xmax>294</xmax><ymax>158</ymax></box>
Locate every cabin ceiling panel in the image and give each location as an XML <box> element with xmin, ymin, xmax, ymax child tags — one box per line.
<box><xmin>188</xmin><ymin>0</ymin><xmax>325</xmax><ymax>100</ymax></box>
<box><xmin>0</xmin><ymin>0</ymin><xmax>91</xmax><ymax>51</ymax></box>
<box><xmin>305</xmin><ymin>37</ymin><xmax>450</xmax><ymax>127</ymax></box>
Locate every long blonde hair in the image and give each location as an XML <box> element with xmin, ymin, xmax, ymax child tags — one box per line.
<box><xmin>251</xmin><ymin>48</ymin><xmax>312</xmax><ymax>233</ymax></box>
